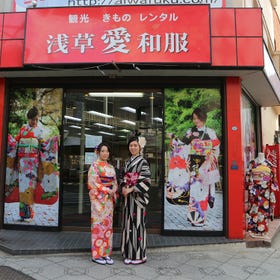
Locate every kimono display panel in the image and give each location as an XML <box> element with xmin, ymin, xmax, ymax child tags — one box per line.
<box><xmin>183</xmin><ymin>126</ymin><xmax>220</xmax><ymax>226</ymax></box>
<box><xmin>5</xmin><ymin>125</ymin><xmax>59</xmax><ymax>221</ymax></box>
<box><xmin>166</xmin><ymin>137</ymin><xmax>191</xmax><ymax>206</ymax></box>
<box><xmin>166</xmin><ymin>125</ymin><xmax>220</xmax><ymax>227</ymax></box>
<box><xmin>88</xmin><ymin>160</ymin><xmax>118</xmax><ymax>259</ymax></box>
<box><xmin>121</xmin><ymin>155</ymin><xmax>151</xmax><ymax>261</ymax></box>
<box><xmin>246</xmin><ymin>159</ymin><xmax>279</xmax><ymax>235</ymax></box>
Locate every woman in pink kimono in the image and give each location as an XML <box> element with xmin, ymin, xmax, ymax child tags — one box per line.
<box><xmin>15</xmin><ymin>106</ymin><xmax>45</xmax><ymax>222</ymax></box>
<box><xmin>88</xmin><ymin>142</ymin><xmax>118</xmax><ymax>265</ymax></box>
<box><xmin>5</xmin><ymin>106</ymin><xmax>60</xmax><ymax>223</ymax></box>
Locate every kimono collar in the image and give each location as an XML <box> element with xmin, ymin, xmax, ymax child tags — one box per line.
<box><xmin>96</xmin><ymin>158</ymin><xmax>108</xmax><ymax>164</ymax></box>
<box><xmin>130</xmin><ymin>154</ymin><xmax>141</xmax><ymax>160</ymax></box>
<box><xmin>197</xmin><ymin>125</ymin><xmax>206</xmax><ymax>131</ymax></box>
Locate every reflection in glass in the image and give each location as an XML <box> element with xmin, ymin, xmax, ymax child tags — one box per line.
<box><xmin>62</xmin><ymin>91</ymin><xmax>163</xmax><ymax>230</ymax></box>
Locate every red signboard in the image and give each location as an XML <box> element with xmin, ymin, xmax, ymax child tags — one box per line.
<box><xmin>23</xmin><ymin>5</ymin><xmax>211</xmax><ymax>65</ymax></box>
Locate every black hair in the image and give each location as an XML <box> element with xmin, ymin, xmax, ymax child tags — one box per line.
<box><xmin>127</xmin><ymin>136</ymin><xmax>141</xmax><ymax>157</ymax></box>
<box><xmin>127</xmin><ymin>136</ymin><xmax>139</xmax><ymax>148</ymax></box>
<box><xmin>192</xmin><ymin>108</ymin><xmax>207</xmax><ymax>123</ymax></box>
<box><xmin>27</xmin><ymin>106</ymin><xmax>39</xmax><ymax>120</ymax></box>
<box><xmin>96</xmin><ymin>142</ymin><xmax>111</xmax><ymax>154</ymax></box>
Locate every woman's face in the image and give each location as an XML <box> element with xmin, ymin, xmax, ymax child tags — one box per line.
<box><xmin>192</xmin><ymin>113</ymin><xmax>204</xmax><ymax>128</ymax></box>
<box><xmin>28</xmin><ymin>115</ymin><xmax>39</xmax><ymax>128</ymax></box>
<box><xmin>98</xmin><ymin>145</ymin><xmax>110</xmax><ymax>161</ymax></box>
<box><xmin>129</xmin><ymin>140</ymin><xmax>140</xmax><ymax>157</ymax></box>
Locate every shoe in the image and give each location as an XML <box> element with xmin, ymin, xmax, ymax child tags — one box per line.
<box><xmin>208</xmin><ymin>196</ymin><xmax>215</xmax><ymax>208</ymax></box>
<box><xmin>131</xmin><ymin>258</ymin><xmax>147</xmax><ymax>265</ymax></box>
<box><xmin>103</xmin><ymin>256</ymin><xmax>114</xmax><ymax>265</ymax></box>
<box><xmin>92</xmin><ymin>258</ymin><xmax>106</xmax><ymax>265</ymax></box>
<box><xmin>21</xmin><ymin>218</ymin><xmax>33</xmax><ymax>223</ymax></box>
<box><xmin>124</xmin><ymin>258</ymin><xmax>132</xmax><ymax>265</ymax></box>
<box><xmin>191</xmin><ymin>221</ymin><xmax>205</xmax><ymax>227</ymax></box>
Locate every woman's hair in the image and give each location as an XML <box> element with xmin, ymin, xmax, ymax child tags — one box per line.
<box><xmin>127</xmin><ymin>136</ymin><xmax>139</xmax><ymax>148</ymax></box>
<box><xmin>96</xmin><ymin>142</ymin><xmax>111</xmax><ymax>154</ymax></box>
<box><xmin>127</xmin><ymin>136</ymin><xmax>141</xmax><ymax>156</ymax></box>
<box><xmin>27</xmin><ymin>106</ymin><xmax>39</xmax><ymax>119</ymax></box>
<box><xmin>192</xmin><ymin>108</ymin><xmax>207</xmax><ymax>123</ymax></box>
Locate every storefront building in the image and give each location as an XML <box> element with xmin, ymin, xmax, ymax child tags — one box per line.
<box><xmin>0</xmin><ymin>2</ymin><xmax>280</xmax><ymax>240</ymax></box>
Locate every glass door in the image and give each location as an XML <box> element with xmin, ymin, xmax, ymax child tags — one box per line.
<box><xmin>62</xmin><ymin>90</ymin><xmax>163</xmax><ymax>230</ymax></box>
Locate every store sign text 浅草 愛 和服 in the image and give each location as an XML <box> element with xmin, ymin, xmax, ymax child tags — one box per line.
<box><xmin>23</xmin><ymin>5</ymin><xmax>211</xmax><ymax>65</ymax></box>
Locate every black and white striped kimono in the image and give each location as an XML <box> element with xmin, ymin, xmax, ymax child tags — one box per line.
<box><xmin>120</xmin><ymin>155</ymin><xmax>151</xmax><ymax>261</ymax></box>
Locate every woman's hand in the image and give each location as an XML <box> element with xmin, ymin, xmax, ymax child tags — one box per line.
<box><xmin>122</xmin><ymin>186</ymin><xmax>133</xmax><ymax>196</ymax></box>
<box><xmin>107</xmin><ymin>186</ymin><xmax>117</xmax><ymax>195</ymax></box>
<box><xmin>89</xmin><ymin>189</ymin><xmax>96</xmax><ymax>200</ymax></box>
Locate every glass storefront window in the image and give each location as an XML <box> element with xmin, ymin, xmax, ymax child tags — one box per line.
<box><xmin>241</xmin><ymin>94</ymin><xmax>257</xmax><ymax>226</ymax></box>
<box><xmin>4</xmin><ymin>88</ymin><xmax>163</xmax><ymax>230</ymax></box>
<box><xmin>62</xmin><ymin>90</ymin><xmax>163</xmax><ymax>230</ymax></box>
<box><xmin>241</xmin><ymin>94</ymin><xmax>257</xmax><ymax>171</ymax></box>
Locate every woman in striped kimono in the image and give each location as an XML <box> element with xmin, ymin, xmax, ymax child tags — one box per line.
<box><xmin>121</xmin><ymin>136</ymin><xmax>151</xmax><ymax>265</ymax></box>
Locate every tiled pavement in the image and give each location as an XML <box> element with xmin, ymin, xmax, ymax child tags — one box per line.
<box><xmin>1</xmin><ymin>233</ymin><xmax>280</xmax><ymax>280</ymax></box>
<box><xmin>0</xmin><ymin>221</ymin><xmax>280</xmax><ymax>280</ymax></box>
<box><xmin>0</xmin><ymin>228</ymin><xmax>242</xmax><ymax>279</ymax></box>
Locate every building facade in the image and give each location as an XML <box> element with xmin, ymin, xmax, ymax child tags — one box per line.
<box><xmin>0</xmin><ymin>0</ymin><xmax>279</xmax><ymax>240</ymax></box>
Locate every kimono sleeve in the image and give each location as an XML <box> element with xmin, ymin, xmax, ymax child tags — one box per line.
<box><xmin>134</xmin><ymin>158</ymin><xmax>151</xmax><ymax>194</ymax></box>
<box><xmin>87</xmin><ymin>163</ymin><xmax>107</xmax><ymax>195</ymax></box>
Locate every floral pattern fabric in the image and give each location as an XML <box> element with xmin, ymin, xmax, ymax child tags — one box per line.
<box><xmin>16</xmin><ymin>124</ymin><xmax>44</xmax><ymax>219</ymax></box>
<box><xmin>165</xmin><ymin>125</ymin><xmax>221</xmax><ymax>226</ymax></box>
<box><xmin>88</xmin><ymin>160</ymin><xmax>118</xmax><ymax>259</ymax></box>
<box><xmin>246</xmin><ymin>159</ymin><xmax>279</xmax><ymax>234</ymax></box>
<box><xmin>5</xmin><ymin>124</ymin><xmax>60</xmax><ymax>221</ymax></box>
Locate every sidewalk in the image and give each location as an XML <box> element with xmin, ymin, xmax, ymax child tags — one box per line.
<box><xmin>1</xmin><ymin>233</ymin><xmax>280</xmax><ymax>280</ymax></box>
<box><xmin>0</xmin><ymin>219</ymin><xmax>280</xmax><ymax>279</ymax></box>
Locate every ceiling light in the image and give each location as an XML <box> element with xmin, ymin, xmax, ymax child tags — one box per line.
<box><xmin>98</xmin><ymin>131</ymin><xmax>116</xmax><ymax>136</ymax></box>
<box><xmin>121</xmin><ymin>120</ymin><xmax>136</xmax><ymax>126</ymax></box>
<box><xmin>69</xmin><ymin>125</ymin><xmax>90</xmax><ymax>130</ymax></box>
<box><xmin>120</xmin><ymin>129</ymin><xmax>130</xmax><ymax>132</ymax></box>
<box><xmin>153</xmin><ymin>117</ymin><xmax>163</xmax><ymax>122</ymax></box>
<box><xmin>69</xmin><ymin>125</ymin><xmax>81</xmax><ymax>129</ymax></box>
<box><xmin>87</xmin><ymin>111</ymin><xmax>113</xmax><ymax>118</ymax></box>
<box><xmin>89</xmin><ymin>92</ymin><xmax>144</xmax><ymax>98</ymax></box>
<box><xmin>94</xmin><ymin>123</ymin><xmax>114</xmax><ymax>129</ymax></box>
<box><xmin>64</xmin><ymin>115</ymin><xmax>81</xmax><ymax>122</ymax></box>
<box><xmin>121</xmin><ymin>106</ymin><xmax>136</xmax><ymax>113</ymax></box>
<box><xmin>121</xmin><ymin>107</ymin><xmax>147</xmax><ymax>115</ymax></box>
